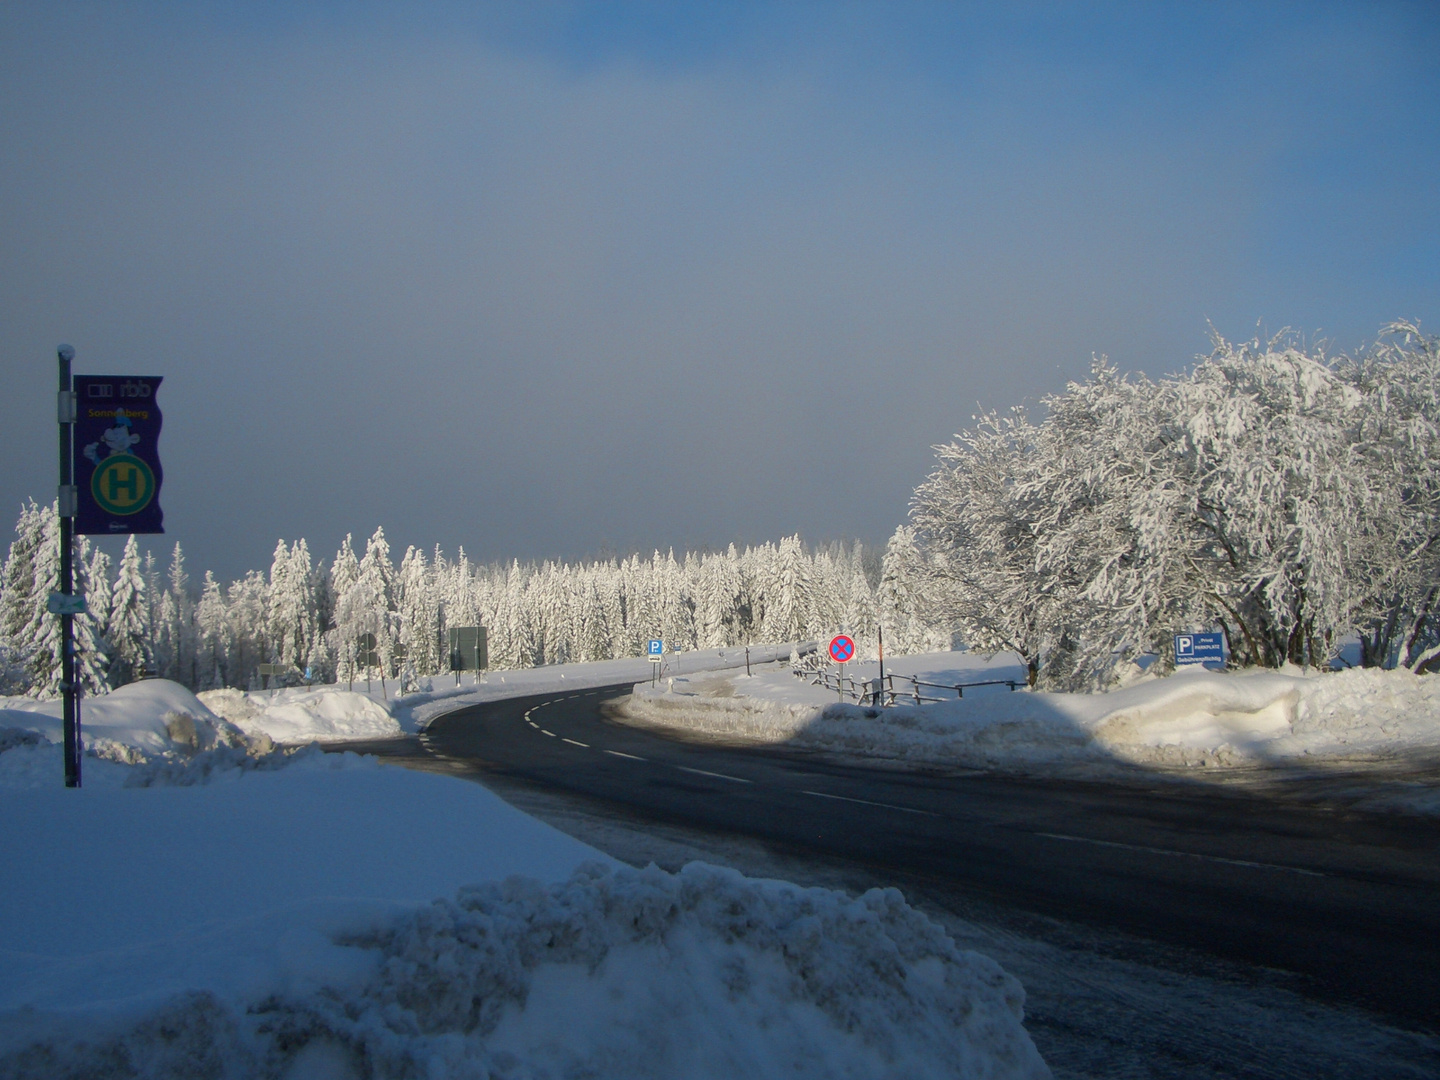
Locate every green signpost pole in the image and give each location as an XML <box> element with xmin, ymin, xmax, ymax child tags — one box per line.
<box><xmin>57</xmin><ymin>345</ymin><xmax>80</xmax><ymax>788</ymax></box>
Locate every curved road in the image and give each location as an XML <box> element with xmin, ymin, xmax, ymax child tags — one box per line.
<box><xmin>391</xmin><ymin>681</ymin><xmax>1438</xmax><ymax>1034</ymax></box>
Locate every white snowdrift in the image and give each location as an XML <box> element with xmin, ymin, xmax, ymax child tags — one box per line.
<box><xmin>618</xmin><ymin>655</ymin><xmax>1440</xmax><ymax>776</ymax></box>
<box><xmin>0</xmin><ymin>679</ymin><xmax>268</xmax><ymax>762</ymax></box>
<box><xmin>185</xmin><ymin>642</ymin><xmax>805</xmax><ymax>744</ymax></box>
<box><xmin>200</xmin><ymin>685</ymin><xmax>400</xmax><ymax>743</ymax></box>
<box><xmin>0</xmin><ymin>735</ymin><xmax>1046</xmax><ymax>1078</ymax></box>
<box><xmin>0</xmin><ymin>645</ymin><xmax>803</xmax><ymax>754</ymax></box>
<box><xmin>398</xmin><ymin>642</ymin><xmax>804</xmax><ymax>734</ymax></box>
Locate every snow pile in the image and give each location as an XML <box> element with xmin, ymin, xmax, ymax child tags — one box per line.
<box><xmin>165</xmin><ymin>644</ymin><xmax>807</xmax><ymax>746</ymax></box>
<box><xmin>618</xmin><ymin>654</ymin><xmax>1440</xmax><ymax>776</ymax></box>
<box><xmin>0</xmin><ymin>679</ymin><xmax>270</xmax><ymax>763</ymax></box>
<box><xmin>0</xmin><ymin>738</ymin><xmax>325</xmax><ymax>791</ymax></box>
<box><xmin>200</xmin><ymin>686</ymin><xmax>400</xmax><ymax>744</ymax></box>
<box><xmin>0</xmin><ymin>734</ymin><xmax>1046</xmax><ymax>1078</ymax></box>
<box><xmin>253</xmin><ymin>862</ymin><xmax>1047</xmax><ymax>1080</ymax></box>
<box><xmin>398</xmin><ymin>642</ymin><xmax>804</xmax><ymax>733</ymax></box>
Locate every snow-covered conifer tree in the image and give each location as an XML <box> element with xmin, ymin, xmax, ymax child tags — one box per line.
<box><xmin>0</xmin><ymin>500</ymin><xmax>46</xmax><ymax>689</ymax></box>
<box><xmin>194</xmin><ymin>571</ymin><xmax>230</xmax><ymax>690</ymax></box>
<box><xmin>71</xmin><ymin>536</ymin><xmax>111</xmax><ymax>694</ymax></box>
<box><xmin>397</xmin><ymin>545</ymin><xmax>441</xmax><ymax>675</ymax></box>
<box><xmin>17</xmin><ymin>504</ymin><xmax>63</xmax><ymax>697</ymax></box>
<box><xmin>226</xmin><ymin>571</ymin><xmax>269</xmax><ymax>688</ymax></box>
<box><xmin>107</xmin><ymin>535</ymin><xmax>152</xmax><ymax>686</ymax></box>
<box><xmin>267</xmin><ymin>539</ymin><xmax>318</xmax><ymax>673</ymax></box>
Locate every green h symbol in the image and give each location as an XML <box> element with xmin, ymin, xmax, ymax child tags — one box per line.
<box><xmin>107</xmin><ymin>464</ymin><xmax>139</xmax><ymax>502</ymax></box>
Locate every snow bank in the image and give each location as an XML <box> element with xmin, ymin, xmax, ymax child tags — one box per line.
<box><xmin>0</xmin><ymin>679</ymin><xmax>270</xmax><ymax>762</ymax></box>
<box><xmin>0</xmin><ymin>644</ymin><xmax>804</xmax><ymax>757</ymax></box>
<box><xmin>200</xmin><ymin>686</ymin><xmax>400</xmax><ymax>744</ymax></box>
<box><xmin>617</xmin><ymin>654</ymin><xmax>1440</xmax><ymax>777</ymax></box>
<box><xmin>398</xmin><ymin>642</ymin><xmax>804</xmax><ymax>734</ymax></box>
<box><xmin>171</xmin><ymin>643</ymin><xmax>808</xmax><ymax>747</ymax></box>
<box><xmin>0</xmin><ymin>734</ymin><xmax>1046</xmax><ymax>1078</ymax></box>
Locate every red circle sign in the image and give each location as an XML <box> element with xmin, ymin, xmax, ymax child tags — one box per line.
<box><xmin>829</xmin><ymin>634</ymin><xmax>855</xmax><ymax>663</ymax></box>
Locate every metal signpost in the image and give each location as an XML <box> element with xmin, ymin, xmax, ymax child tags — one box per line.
<box><xmin>54</xmin><ymin>349</ymin><xmax>165</xmax><ymax>787</ymax></box>
<box><xmin>448</xmin><ymin>626</ymin><xmax>488</xmax><ymax>685</ymax></box>
<box><xmin>352</xmin><ymin>633</ymin><xmax>378</xmax><ymax>692</ymax></box>
<box><xmin>648</xmin><ymin>639</ymin><xmax>663</xmax><ymax>685</ymax></box>
<box><xmin>877</xmin><ymin>623</ymin><xmax>886</xmax><ymax>699</ymax></box>
<box><xmin>257</xmin><ymin>662</ymin><xmax>291</xmax><ymax>692</ymax></box>
<box><xmin>829</xmin><ymin>634</ymin><xmax>856</xmax><ymax>702</ymax></box>
<box><xmin>1174</xmin><ymin>632</ymin><xmax>1226</xmax><ymax>669</ymax></box>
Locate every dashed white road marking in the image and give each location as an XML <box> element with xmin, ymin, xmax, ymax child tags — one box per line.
<box><xmin>802</xmin><ymin>790</ymin><xmax>937</xmax><ymax>816</ymax></box>
<box><xmin>604</xmin><ymin>749</ymin><xmax>646</xmax><ymax>761</ymax></box>
<box><xmin>677</xmin><ymin>766</ymin><xmax>752</xmax><ymax>784</ymax></box>
<box><xmin>1034</xmin><ymin>832</ymin><xmax>1327</xmax><ymax>877</ymax></box>
<box><xmin>562</xmin><ymin>738</ymin><xmax>589</xmax><ymax>748</ymax></box>
<box><xmin>540</xmin><ymin>729</ymin><xmax>557</xmax><ymax>737</ymax></box>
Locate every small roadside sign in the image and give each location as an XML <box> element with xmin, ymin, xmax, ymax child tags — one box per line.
<box><xmin>648</xmin><ymin>639</ymin><xmax>664</xmax><ymax>661</ymax></box>
<box><xmin>448</xmin><ymin>626</ymin><xmax>488</xmax><ymax>672</ymax></box>
<box><xmin>46</xmin><ymin>592</ymin><xmax>87</xmax><ymax>616</ymax></box>
<box><xmin>1175</xmin><ymin>632</ymin><xmax>1225</xmax><ymax>667</ymax></box>
<box><xmin>829</xmin><ymin>634</ymin><xmax>855</xmax><ymax>664</ymax></box>
<box><xmin>356</xmin><ymin>632</ymin><xmax>380</xmax><ymax>668</ymax></box>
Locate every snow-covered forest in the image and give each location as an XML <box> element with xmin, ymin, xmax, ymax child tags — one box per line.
<box><xmin>0</xmin><ymin>510</ymin><xmax>938</xmax><ymax>697</ymax></box>
<box><xmin>6</xmin><ymin>320</ymin><xmax>1435</xmax><ymax>700</ymax></box>
<box><xmin>911</xmin><ymin>322</ymin><xmax>1440</xmax><ymax>689</ymax></box>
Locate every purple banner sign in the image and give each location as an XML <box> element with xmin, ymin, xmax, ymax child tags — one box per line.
<box><xmin>73</xmin><ymin>375</ymin><xmax>164</xmax><ymax>535</ymax></box>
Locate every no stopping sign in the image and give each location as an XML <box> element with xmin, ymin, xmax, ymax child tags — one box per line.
<box><xmin>829</xmin><ymin>634</ymin><xmax>855</xmax><ymax>663</ymax></box>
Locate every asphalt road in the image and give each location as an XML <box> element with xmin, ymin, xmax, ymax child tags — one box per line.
<box><xmin>387</xmin><ymin>681</ymin><xmax>1439</xmax><ymax>1035</ymax></box>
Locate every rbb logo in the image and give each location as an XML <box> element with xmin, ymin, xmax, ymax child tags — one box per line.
<box><xmin>86</xmin><ymin>384</ymin><xmax>114</xmax><ymax>399</ymax></box>
<box><xmin>92</xmin><ymin>454</ymin><xmax>156</xmax><ymax>515</ymax></box>
<box><xmin>120</xmin><ymin>380</ymin><xmax>152</xmax><ymax>399</ymax></box>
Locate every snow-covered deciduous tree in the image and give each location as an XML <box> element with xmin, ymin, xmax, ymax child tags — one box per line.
<box><xmin>1340</xmin><ymin>323</ymin><xmax>1440</xmax><ymax>671</ymax></box>
<box><xmin>911</xmin><ymin>411</ymin><xmax>1062</xmax><ymax>685</ymax></box>
<box><xmin>913</xmin><ymin>323</ymin><xmax>1440</xmax><ymax>687</ymax></box>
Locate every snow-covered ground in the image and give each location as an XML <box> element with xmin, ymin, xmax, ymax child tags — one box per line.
<box><xmin>187</xmin><ymin>643</ymin><xmax>805</xmax><ymax>746</ymax></box>
<box><xmin>0</xmin><ymin>663</ymin><xmax>1046</xmax><ymax>1078</ymax></box>
<box><xmin>614</xmin><ymin>652</ymin><xmax>1440</xmax><ymax>812</ymax></box>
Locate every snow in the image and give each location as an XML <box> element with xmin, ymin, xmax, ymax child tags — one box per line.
<box><xmin>0</xmin><ymin>663</ymin><xmax>1046</xmax><ymax>1078</ymax></box>
<box><xmin>0</xmin><ymin>679</ymin><xmax>271</xmax><ymax>762</ymax></box>
<box><xmin>190</xmin><ymin>643</ymin><xmax>804</xmax><ymax>744</ymax></box>
<box><xmin>616</xmin><ymin>651</ymin><xmax>1440</xmax><ymax>801</ymax></box>
<box><xmin>200</xmin><ymin>685</ymin><xmax>401</xmax><ymax>743</ymax></box>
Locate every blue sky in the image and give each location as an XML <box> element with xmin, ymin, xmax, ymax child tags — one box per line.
<box><xmin>2</xmin><ymin>2</ymin><xmax>1436</xmax><ymax>582</ymax></box>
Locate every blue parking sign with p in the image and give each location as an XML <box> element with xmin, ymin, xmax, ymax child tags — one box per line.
<box><xmin>1175</xmin><ymin>632</ymin><xmax>1225</xmax><ymax>667</ymax></box>
<box><xmin>647</xmin><ymin>639</ymin><xmax>664</xmax><ymax>657</ymax></box>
